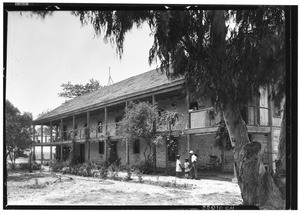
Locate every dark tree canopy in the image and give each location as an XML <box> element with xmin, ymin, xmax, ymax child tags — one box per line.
<box><xmin>5</xmin><ymin>100</ymin><xmax>33</xmax><ymax>162</ymax></box>
<box><xmin>73</xmin><ymin>7</ymin><xmax>285</xmax><ymax>109</ymax></box>
<box><xmin>59</xmin><ymin>78</ymin><xmax>103</xmax><ymax>99</ymax></box>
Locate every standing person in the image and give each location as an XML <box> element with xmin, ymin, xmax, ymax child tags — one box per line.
<box><xmin>192</xmin><ymin>153</ymin><xmax>198</xmax><ymax>179</ymax></box>
<box><xmin>184</xmin><ymin>158</ymin><xmax>191</xmax><ymax>179</ymax></box>
<box><xmin>175</xmin><ymin>155</ymin><xmax>183</xmax><ymax>178</ymax></box>
<box><xmin>189</xmin><ymin>150</ymin><xmax>198</xmax><ymax>179</ymax></box>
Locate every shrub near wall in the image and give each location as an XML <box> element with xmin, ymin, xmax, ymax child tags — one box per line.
<box><xmin>18</xmin><ymin>162</ymin><xmax>41</xmax><ymax>170</ymax></box>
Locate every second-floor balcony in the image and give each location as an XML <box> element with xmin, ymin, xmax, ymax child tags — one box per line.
<box><xmin>189</xmin><ymin>105</ymin><xmax>281</xmax><ymax>129</ymax></box>
<box><xmin>34</xmin><ymin>105</ymin><xmax>282</xmax><ymax>144</ymax></box>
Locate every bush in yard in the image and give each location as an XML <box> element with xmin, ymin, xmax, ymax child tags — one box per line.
<box><xmin>108</xmin><ymin>164</ymin><xmax>120</xmax><ymax>180</ymax></box>
<box><xmin>18</xmin><ymin>163</ymin><xmax>31</xmax><ymax>170</ymax></box>
<box><xmin>42</xmin><ymin>161</ymin><xmax>50</xmax><ymax>166</ymax></box>
<box><xmin>18</xmin><ymin>162</ymin><xmax>41</xmax><ymax>170</ymax></box>
<box><xmin>124</xmin><ymin>165</ymin><xmax>133</xmax><ymax>181</ymax></box>
<box><xmin>99</xmin><ymin>167</ymin><xmax>108</xmax><ymax>179</ymax></box>
<box><xmin>32</xmin><ymin>162</ymin><xmax>42</xmax><ymax>170</ymax></box>
<box><xmin>137</xmin><ymin>161</ymin><xmax>154</xmax><ymax>174</ymax></box>
<box><xmin>61</xmin><ymin>167</ymin><xmax>71</xmax><ymax>174</ymax></box>
<box><xmin>49</xmin><ymin>160</ymin><xmax>65</xmax><ymax>172</ymax></box>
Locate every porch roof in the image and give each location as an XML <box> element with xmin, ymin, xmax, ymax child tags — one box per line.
<box><xmin>34</xmin><ymin>68</ymin><xmax>184</xmax><ymax>124</ymax></box>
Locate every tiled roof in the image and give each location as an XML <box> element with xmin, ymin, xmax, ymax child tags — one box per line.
<box><xmin>34</xmin><ymin>68</ymin><xmax>184</xmax><ymax>123</ymax></box>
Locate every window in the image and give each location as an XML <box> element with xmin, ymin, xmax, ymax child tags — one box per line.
<box><xmin>99</xmin><ymin>141</ymin><xmax>105</xmax><ymax>154</ymax></box>
<box><xmin>190</xmin><ymin>102</ymin><xmax>198</xmax><ymax>110</ymax></box>
<box><xmin>98</xmin><ymin>121</ymin><xmax>103</xmax><ymax>133</ymax></box>
<box><xmin>133</xmin><ymin>140</ymin><xmax>140</xmax><ymax>154</ymax></box>
<box><xmin>274</xmin><ymin>96</ymin><xmax>282</xmax><ymax>117</ymax></box>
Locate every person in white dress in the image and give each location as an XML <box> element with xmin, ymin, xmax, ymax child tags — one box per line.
<box><xmin>184</xmin><ymin>158</ymin><xmax>191</xmax><ymax>178</ymax></box>
<box><xmin>176</xmin><ymin>155</ymin><xmax>183</xmax><ymax>178</ymax></box>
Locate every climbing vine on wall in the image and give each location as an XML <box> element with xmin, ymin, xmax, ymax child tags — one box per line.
<box><xmin>215</xmin><ymin>119</ymin><xmax>232</xmax><ymax>151</ymax></box>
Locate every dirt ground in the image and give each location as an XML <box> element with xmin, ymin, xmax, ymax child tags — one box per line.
<box><xmin>6</xmin><ymin>169</ymin><xmax>243</xmax><ymax>206</ymax></box>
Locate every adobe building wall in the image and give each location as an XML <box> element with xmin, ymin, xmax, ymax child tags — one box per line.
<box><xmin>190</xmin><ymin>133</ymin><xmax>222</xmax><ymax>170</ymax></box>
<box><xmin>89</xmin><ymin>141</ymin><xmax>106</xmax><ymax>163</ymax></box>
<box><xmin>128</xmin><ymin>138</ymin><xmax>155</xmax><ymax>167</ymax></box>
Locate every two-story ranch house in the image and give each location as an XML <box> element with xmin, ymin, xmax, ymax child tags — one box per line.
<box><xmin>32</xmin><ymin>68</ymin><xmax>283</xmax><ymax>173</ymax></box>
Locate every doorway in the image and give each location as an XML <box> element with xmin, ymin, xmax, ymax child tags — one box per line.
<box><xmin>79</xmin><ymin>144</ymin><xmax>85</xmax><ymax>163</ymax></box>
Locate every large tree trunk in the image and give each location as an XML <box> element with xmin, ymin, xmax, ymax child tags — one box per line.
<box><xmin>222</xmin><ymin>102</ymin><xmax>285</xmax><ymax>209</ymax></box>
<box><xmin>275</xmin><ymin>101</ymin><xmax>286</xmax><ymax>198</ymax></box>
<box><xmin>213</xmin><ymin>10</ymin><xmax>284</xmax><ymax>209</ymax></box>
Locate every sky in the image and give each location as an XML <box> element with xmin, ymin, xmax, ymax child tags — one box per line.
<box><xmin>6</xmin><ymin>11</ymin><xmax>158</xmax><ymax>119</ymax></box>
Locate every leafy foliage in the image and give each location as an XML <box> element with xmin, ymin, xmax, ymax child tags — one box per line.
<box><xmin>117</xmin><ymin>101</ymin><xmax>179</xmax><ymax>166</ymax></box>
<box><xmin>58</xmin><ymin>78</ymin><xmax>103</xmax><ymax>100</ymax></box>
<box><xmin>5</xmin><ymin>100</ymin><xmax>33</xmax><ymax>165</ymax></box>
<box><xmin>18</xmin><ymin>162</ymin><xmax>41</xmax><ymax>171</ymax></box>
<box><xmin>215</xmin><ymin>119</ymin><xmax>232</xmax><ymax>151</ymax></box>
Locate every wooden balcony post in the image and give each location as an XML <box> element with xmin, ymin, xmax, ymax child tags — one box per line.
<box><xmin>125</xmin><ymin>101</ymin><xmax>129</xmax><ymax>165</ymax></box>
<box><xmin>87</xmin><ymin>111</ymin><xmax>90</xmax><ymax>161</ymax></box>
<box><xmin>152</xmin><ymin>95</ymin><xmax>157</xmax><ymax>168</ymax></box>
<box><xmin>60</xmin><ymin>119</ymin><xmax>63</xmax><ymax>141</ymax></box>
<box><xmin>49</xmin><ymin>122</ymin><xmax>53</xmax><ymax>142</ymax></box>
<box><xmin>104</xmin><ymin>107</ymin><xmax>107</xmax><ymax>134</ymax></box>
<box><xmin>41</xmin><ymin>125</ymin><xmax>44</xmax><ymax>143</ymax></box>
<box><xmin>104</xmin><ymin>107</ymin><xmax>108</xmax><ymax>159</ymax></box>
<box><xmin>72</xmin><ymin>115</ymin><xmax>76</xmax><ymax>157</ymax></box>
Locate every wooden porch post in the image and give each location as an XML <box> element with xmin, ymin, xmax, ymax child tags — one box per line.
<box><xmin>125</xmin><ymin>101</ymin><xmax>129</xmax><ymax>165</ymax></box>
<box><xmin>41</xmin><ymin>124</ymin><xmax>44</xmax><ymax>143</ymax></box>
<box><xmin>104</xmin><ymin>107</ymin><xmax>108</xmax><ymax>159</ymax></box>
<box><xmin>152</xmin><ymin>95</ymin><xmax>157</xmax><ymax>168</ymax></box>
<box><xmin>50</xmin><ymin>121</ymin><xmax>53</xmax><ymax>142</ymax></box>
<box><xmin>72</xmin><ymin>115</ymin><xmax>76</xmax><ymax>157</ymax></box>
<box><xmin>33</xmin><ymin>145</ymin><xmax>35</xmax><ymax>161</ymax></box>
<box><xmin>87</xmin><ymin>111</ymin><xmax>90</xmax><ymax>161</ymax></box>
<box><xmin>41</xmin><ymin>145</ymin><xmax>43</xmax><ymax>165</ymax></box>
<box><xmin>60</xmin><ymin>144</ymin><xmax>63</xmax><ymax>162</ymax></box>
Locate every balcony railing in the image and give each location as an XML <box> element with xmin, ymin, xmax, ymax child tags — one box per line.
<box><xmin>35</xmin><ymin>105</ymin><xmax>282</xmax><ymax>144</ymax></box>
<box><xmin>189</xmin><ymin>107</ymin><xmax>221</xmax><ymax>129</ymax></box>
